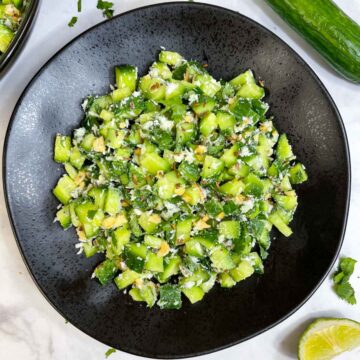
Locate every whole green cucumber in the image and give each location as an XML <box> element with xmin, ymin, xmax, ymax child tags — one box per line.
<box><xmin>265</xmin><ymin>0</ymin><xmax>360</xmax><ymax>83</ymax></box>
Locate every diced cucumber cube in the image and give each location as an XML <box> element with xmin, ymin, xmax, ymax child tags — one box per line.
<box><xmin>159</xmin><ymin>50</ymin><xmax>183</xmax><ymax>66</ymax></box>
<box><xmin>53</xmin><ymin>175</ymin><xmax>76</xmax><ymax>204</ymax></box>
<box><xmin>145</xmin><ymin>252</ymin><xmax>164</xmax><ymax>272</ymax></box>
<box><xmin>158</xmin><ymin>284</ymin><xmax>182</xmax><ymax>309</ymax></box>
<box><xmin>219</xmin><ymin>179</ymin><xmax>244</xmax><ymax>196</ymax></box>
<box><xmin>175</xmin><ymin>218</ymin><xmax>192</xmax><ymax>243</ymax></box>
<box><xmin>184</xmin><ymin>240</ymin><xmax>205</xmax><ymax>258</ymax></box>
<box><xmin>140</xmin><ymin>152</ymin><xmax>171</xmax><ymax>174</ymax></box>
<box><xmin>112</xmin><ymin>228</ymin><xmax>131</xmax><ymax>255</ymax></box>
<box><xmin>269</xmin><ymin>210</ymin><xmax>293</xmax><ymax>237</ymax></box>
<box><xmin>56</xmin><ymin>205</ymin><xmax>71</xmax><ymax>229</ymax></box>
<box><xmin>182</xmin><ymin>286</ymin><xmax>205</xmax><ymax>304</ymax></box>
<box><xmin>219</xmin><ymin>221</ymin><xmax>241</xmax><ymax>239</ymax></box>
<box><xmin>276</xmin><ymin>134</ymin><xmax>294</xmax><ymax>162</ymax></box>
<box><xmin>201</xmin><ymin>155</ymin><xmax>224</xmax><ymax>178</ymax></box>
<box><xmin>200</xmin><ymin>113</ymin><xmax>218</xmax><ymax>136</ymax></box>
<box><xmin>114</xmin><ymin>269</ymin><xmax>141</xmax><ymax>289</ymax></box>
<box><xmin>210</xmin><ymin>246</ymin><xmax>235</xmax><ymax>271</ymax></box>
<box><xmin>289</xmin><ymin>163</ymin><xmax>308</xmax><ymax>184</ymax></box>
<box><xmin>104</xmin><ymin>188</ymin><xmax>121</xmax><ymax>216</ymax></box>
<box><xmin>219</xmin><ymin>272</ymin><xmax>236</xmax><ymax>288</ymax></box>
<box><xmin>229</xmin><ymin>260</ymin><xmax>254</xmax><ymax>282</ymax></box>
<box><xmin>54</xmin><ymin>135</ymin><xmax>71</xmax><ymax>163</ymax></box>
<box><xmin>94</xmin><ymin>259</ymin><xmax>118</xmax><ymax>285</ymax></box>
<box><xmin>124</xmin><ymin>243</ymin><xmax>148</xmax><ymax>272</ymax></box>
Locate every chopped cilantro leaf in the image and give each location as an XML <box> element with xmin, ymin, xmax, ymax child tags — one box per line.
<box><xmin>97</xmin><ymin>0</ymin><xmax>114</xmax><ymax>18</ymax></box>
<box><xmin>77</xmin><ymin>0</ymin><xmax>82</xmax><ymax>12</ymax></box>
<box><xmin>334</xmin><ymin>281</ymin><xmax>356</xmax><ymax>305</ymax></box>
<box><xmin>103</xmin><ymin>8</ymin><xmax>114</xmax><ymax>18</ymax></box>
<box><xmin>68</xmin><ymin>16</ymin><xmax>78</xmax><ymax>27</ymax></box>
<box><xmin>97</xmin><ymin>0</ymin><xmax>113</xmax><ymax>9</ymax></box>
<box><xmin>340</xmin><ymin>257</ymin><xmax>356</xmax><ymax>275</ymax></box>
<box><xmin>105</xmin><ymin>348</ymin><xmax>116</xmax><ymax>358</ymax></box>
<box><xmin>333</xmin><ymin>257</ymin><xmax>357</xmax><ymax>305</ymax></box>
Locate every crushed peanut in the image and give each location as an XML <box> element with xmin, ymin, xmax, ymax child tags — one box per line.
<box><xmin>148</xmin><ymin>214</ymin><xmax>161</xmax><ymax>224</ymax></box>
<box><xmin>174</xmin><ymin>184</ymin><xmax>185</xmax><ymax>196</ymax></box>
<box><xmin>76</xmin><ymin>228</ymin><xmax>86</xmax><ymax>241</ymax></box>
<box><xmin>194</xmin><ymin>145</ymin><xmax>207</xmax><ymax>154</ymax></box>
<box><xmin>92</xmin><ymin>136</ymin><xmax>105</xmax><ymax>153</ymax></box>
<box><xmin>74</xmin><ymin>171</ymin><xmax>86</xmax><ymax>186</ymax></box>
<box><xmin>158</xmin><ymin>241</ymin><xmax>170</xmax><ymax>257</ymax></box>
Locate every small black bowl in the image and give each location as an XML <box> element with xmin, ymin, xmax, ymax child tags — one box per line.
<box><xmin>3</xmin><ymin>2</ymin><xmax>350</xmax><ymax>358</ymax></box>
<box><xmin>0</xmin><ymin>0</ymin><xmax>39</xmax><ymax>74</ymax></box>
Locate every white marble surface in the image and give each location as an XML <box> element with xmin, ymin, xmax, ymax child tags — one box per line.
<box><xmin>0</xmin><ymin>0</ymin><xmax>360</xmax><ymax>359</ymax></box>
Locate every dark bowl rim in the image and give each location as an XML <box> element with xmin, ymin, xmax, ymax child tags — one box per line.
<box><xmin>0</xmin><ymin>0</ymin><xmax>40</xmax><ymax>73</ymax></box>
<box><xmin>3</xmin><ymin>2</ymin><xmax>351</xmax><ymax>358</ymax></box>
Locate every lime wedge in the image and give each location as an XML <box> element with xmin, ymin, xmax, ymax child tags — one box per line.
<box><xmin>299</xmin><ymin>318</ymin><xmax>360</xmax><ymax>360</ymax></box>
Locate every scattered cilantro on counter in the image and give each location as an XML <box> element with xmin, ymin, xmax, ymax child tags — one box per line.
<box><xmin>97</xmin><ymin>0</ymin><xmax>115</xmax><ymax>19</ymax></box>
<box><xmin>333</xmin><ymin>257</ymin><xmax>357</xmax><ymax>305</ymax></box>
<box><xmin>69</xmin><ymin>0</ymin><xmax>115</xmax><ymax>27</ymax></box>
<box><xmin>105</xmin><ymin>348</ymin><xmax>116</xmax><ymax>358</ymax></box>
<box><xmin>68</xmin><ymin>16</ymin><xmax>78</xmax><ymax>27</ymax></box>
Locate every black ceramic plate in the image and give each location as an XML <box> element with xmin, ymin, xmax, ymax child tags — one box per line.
<box><xmin>0</xmin><ymin>0</ymin><xmax>39</xmax><ymax>74</ymax></box>
<box><xmin>4</xmin><ymin>2</ymin><xmax>350</xmax><ymax>358</ymax></box>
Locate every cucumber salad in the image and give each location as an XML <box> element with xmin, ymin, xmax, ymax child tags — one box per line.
<box><xmin>53</xmin><ymin>51</ymin><xmax>308</xmax><ymax>309</ymax></box>
<box><xmin>0</xmin><ymin>0</ymin><xmax>25</xmax><ymax>54</ymax></box>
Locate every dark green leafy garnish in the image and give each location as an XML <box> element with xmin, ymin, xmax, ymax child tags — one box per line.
<box><xmin>68</xmin><ymin>16</ymin><xmax>78</xmax><ymax>27</ymax></box>
<box><xmin>333</xmin><ymin>257</ymin><xmax>357</xmax><ymax>305</ymax></box>
<box><xmin>97</xmin><ymin>0</ymin><xmax>114</xmax><ymax>18</ymax></box>
<box><xmin>105</xmin><ymin>348</ymin><xmax>116</xmax><ymax>358</ymax></box>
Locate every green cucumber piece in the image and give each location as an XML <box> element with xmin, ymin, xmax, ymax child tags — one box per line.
<box><xmin>219</xmin><ymin>272</ymin><xmax>237</xmax><ymax>288</ymax></box>
<box><xmin>0</xmin><ymin>24</ymin><xmax>14</xmax><ymax>53</ymax></box>
<box><xmin>230</xmin><ymin>69</ymin><xmax>255</xmax><ymax>89</ymax></box>
<box><xmin>182</xmin><ymin>286</ymin><xmax>205</xmax><ymax>304</ymax></box>
<box><xmin>56</xmin><ymin>205</ymin><xmax>71</xmax><ymax>229</ymax></box>
<box><xmin>158</xmin><ymin>284</ymin><xmax>182</xmax><ymax>309</ymax></box>
<box><xmin>124</xmin><ymin>243</ymin><xmax>148</xmax><ymax>272</ymax></box>
<box><xmin>114</xmin><ymin>65</ymin><xmax>137</xmax><ymax>100</ymax></box>
<box><xmin>289</xmin><ymin>163</ymin><xmax>308</xmax><ymax>184</ymax></box>
<box><xmin>276</xmin><ymin>134</ymin><xmax>294</xmax><ymax>162</ymax></box>
<box><xmin>159</xmin><ymin>50</ymin><xmax>183</xmax><ymax>67</ymax></box>
<box><xmin>53</xmin><ymin>175</ymin><xmax>76</xmax><ymax>204</ymax></box>
<box><xmin>114</xmin><ymin>269</ymin><xmax>141</xmax><ymax>289</ymax></box>
<box><xmin>157</xmin><ymin>255</ymin><xmax>181</xmax><ymax>283</ymax></box>
<box><xmin>200</xmin><ymin>113</ymin><xmax>218</xmax><ymax>136</ymax></box>
<box><xmin>191</xmin><ymin>95</ymin><xmax>216</xmax><ymax>117</ymax></box>
<box><xmin>69</xmin><ymin>147</ymin><xmax>86</xmax><ymax>169</ymax></box>
<box><xmin>112</xmin><ymin>228</ymin><xmax>131</xmax><ymax>255</ymax></box>
<box><xmin>219</xmin><ymin>221</ymin><xmax>241</xmax><ymax>239</ymax></box>
<box><xmin>145</xmin><ymin>252</ymin><xmax>164</xmax><ymax>272</ymax></box>
<box><xmin>201</xmin><ymin>155</ymin><xmax>224</xmax><ymax>178</ymax></box>
<box><xmin>94</xmin><ymin>259</ymin><xmax>118</xmax><ymax>285</ymax></box>
<box><xmin>210</xmin><ymin>246</ymin><xmax>235</xmax><ymax>271</ymax></box>
<box><xmin>140</xmin><ymin>152</ymin><xmax>171</xmax><ymax>174</ymax></box>
<box><xmin>104</xmin><ymin>188</ymin><xmax>121</xmax><ymax>216</ymax></box>
<box><xmin>229</xmin><ymin>260</ymin><xmax>254</xmax><ymax>282</ymax></box>
<box><xmin>139</xmin><ymin>76</ymin><xmax>166</xmax><ymax>101</ymax></box>
<box><xmin>265</xmin><ymin>0</ymin><xmax>360</xmax><ymax>83</ymax></box>
<box><xmin>54</xmin><ymin>135</ymin><xmax>71</xmax><ymax>163</ymax></box>
<box><xmin>269</xmin><ymin>210</ymin><xmax>293</xmax><ymax>237</ymax></box>
<box><xmin>175</xmin><ymin>218</ymin><xmax>192</xmax><ymax>243</ymax></box>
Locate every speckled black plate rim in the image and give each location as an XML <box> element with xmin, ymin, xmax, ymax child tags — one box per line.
<box><xmin>0</xmin><ymin>0</ymin><xmax>40</xmax><ymax>74</ymax></box>
<box><xmin>3</xmin><ymin>2</ymin><xmax>351</xmax><ymax>358</ymax></box>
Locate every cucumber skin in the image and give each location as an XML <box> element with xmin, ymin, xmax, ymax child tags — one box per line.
<box><xmin>265</xmin><ymin>0</ymin><xmax>360</xmax><ymax>83</ymax></box>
